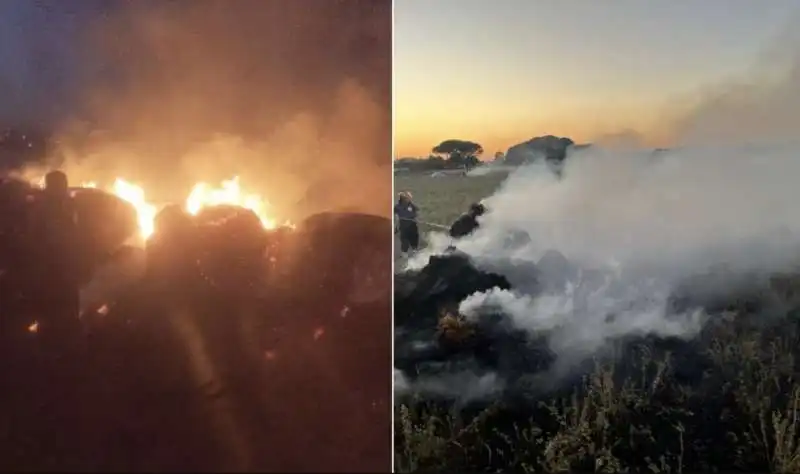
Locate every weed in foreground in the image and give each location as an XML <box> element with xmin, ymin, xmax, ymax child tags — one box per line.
<box><xmin>396</xmin><ymin>310</ymin><xmax>800</xmax><ymax>473</ymax></box>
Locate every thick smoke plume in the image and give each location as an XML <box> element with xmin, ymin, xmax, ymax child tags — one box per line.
<box><xmin>405</xmin><ymin>142</ymin><xmax>800</xmax><ymax>386</ymax></box>
<box><xmin>668</xmin><ymin>15</ymin><xmax>800</xmax><ymax>146</ymax></box>
<box><xmin>405</xmin><ymin>18</ymin><xmax>800</xmax><ymax>375</ymax></box>
<box><xmin>23</xmin><ymin>0</ymin><xmax>391</xmax><ymax>218</ymax></box>
<box><xmin>398</xmin><ymin>15</ymin><xmax>800</xmax><ymax>402</ymax></box>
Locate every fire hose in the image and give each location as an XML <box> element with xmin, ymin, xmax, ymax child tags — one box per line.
<box><xmin>394</xmin><ymin>217</ymin><xmax>450</xmax><ymax>232</ymax></box>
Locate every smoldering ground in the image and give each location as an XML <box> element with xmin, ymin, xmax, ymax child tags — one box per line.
<box><xmin>396</xmin><ymin>19</ymin><xmax>800</xmax><ymax>403</ymax></box>
<box><xmin>20</xmin><ymin>0</ymin><xmax>391</xmax><ymax>218</ymax></box>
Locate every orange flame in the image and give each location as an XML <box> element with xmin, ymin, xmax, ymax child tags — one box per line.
<box><xmin>35</xmin><ymin>175</ymin><xmax>286</xmax><ymax>240</ymax></box>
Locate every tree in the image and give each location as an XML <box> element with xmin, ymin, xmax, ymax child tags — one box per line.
<box><xmin>394</xmin><ymin>155</ymin><xmax>449</xmax><ymax>172</ymax></box>
<box><xmin>431</xmin><ymin>139</ymin><xmax>484</xmax><ymax>169</ymax></box>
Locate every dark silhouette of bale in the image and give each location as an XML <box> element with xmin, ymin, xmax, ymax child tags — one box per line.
<box><xmin>0</xmin><ymin>184</ymin><xmax>137</xmax><ymax>309</ymax></box>
<box><xmin>0</xmin><ymin>178</ymin><xmax>36</xmax><ymax>263</ymax></box>
<box><xmin>395</xmin><ymin>251</ymin><xmax>511</xmax><ymax>326</ymax></box>
<box><xmin>153</xmin><ymin>203</ymin><xmax>195</xmax><ymax>236</ymax></box>
<box><xmin>285</xmin><ymin>211</ymin><xmax>391</xmax><ymax>305</ymax></box>
<box><xmin>0</xmin><ymin>208</ymin><xmax>394</xmax><ymax>473</ymax></box>
<box><xmin>145</xmin><ymin>203</ymin><xmax>198</xmax><ymax>288</ymax></box>
<box><xmin>69</xmin><ymin>187</ymin><xmax>139</xmax><ymax>273</ymax></box>
<box><xmin>279</xmin><ymin>211</ymin><xmax>393</xmax><ymax>461</ymax></box>
<box><xmin>394</xmin><ymin>252</ymin><xmax>526</xmax><ymax>382</ymax></box>
<box><xmin>192</xmin><ymin>205</ymin><xmax>267</xmax><ymax>296</ymax></box>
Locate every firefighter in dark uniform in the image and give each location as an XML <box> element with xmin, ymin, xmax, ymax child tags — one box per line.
<box><xmin>394</xmin><ymin>191</ymin><xmax>420</xmax><ymax>254</ymax></box>
<box><xmin>31</xmin><ymin>170</ymin><xmax>83</xmax><ymax>333</ymax></box>
<box><xmin>449</xmin><ymin>201</ymin><xmax>486</xmax><ymax>239</ymax></box>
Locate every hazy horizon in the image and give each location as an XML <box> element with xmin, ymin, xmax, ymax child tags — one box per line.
<box><xmin>395</xmin><ymin>0</ymin><xmax>800</xmax><ymax>158</ymax></box>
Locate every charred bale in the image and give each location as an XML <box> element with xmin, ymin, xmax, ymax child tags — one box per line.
<box><xmin>394</xmin><ymin>252</ymin><xmax>528</xmax><ymax>383</ymax></box>
<box><xmin>394</xmin><ymin>251</ymin><xmax>511</xmax><ymax>326</ymax></box>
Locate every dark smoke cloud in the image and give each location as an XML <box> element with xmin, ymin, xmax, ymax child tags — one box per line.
<box><xmin>26</xmin><ymin>0</ymin><xmax>391</xmax><ymax>218</ymax></box>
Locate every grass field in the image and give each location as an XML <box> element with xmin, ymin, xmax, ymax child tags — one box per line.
<box><xmin>394</xmin><ymin>172</ymin><xmax>800</xmax><ymax>473</ymax></box>
<box><xmin>394</xmin><ymin>173</ymin><xmax>507</xmax><ymax>256</ymax></box>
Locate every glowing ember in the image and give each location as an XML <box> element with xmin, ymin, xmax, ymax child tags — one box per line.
<box><xmin>28</xmin><ymin>321</ymin><xmax>38</xmax><ymax>333</ymax></box>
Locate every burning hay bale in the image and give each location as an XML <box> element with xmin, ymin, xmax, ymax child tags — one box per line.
<box><xmin>145</xmin><ymin>203</ymin><xmax>279</xmax><ymax>299</ymax></box>
<box><xmin>394</xmin><ymin>248</ymin><xmax>800</xmax><ymax>404</ymax></box>
<box><xmin>143</xmin><ymin>206</ymin><xmax>391</xmax><ymax>306</ymax></box>
<box><xmin>191</xmin><ymin>204</ymin><xmax>269</xmax><ymax>295</ymax></box>
<box><xmin>0</xmin><ymin>182</ymin><xmax>140</xmax><ymax>298</ymax></box>
<box><xmin>395</xmin><ymin>202</ymin><xmax>800</xmax><ymax>472</ymax></box>
<box><xmin>395</xmin><ymin>251</ymin><xmax>511</xmax><ymax>324</ymax></box>
<box><xmin>436</xmin><ymin>310</ymin><xmax>476</xmax><ymax>345</ymax></box>
<box><xmin>394</xmin><ymin>248</ymin><xmax>800</xmax><ymax>472</ymax></box>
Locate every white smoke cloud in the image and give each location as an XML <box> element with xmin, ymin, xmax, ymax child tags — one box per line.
<box><xmin>404</xmin><ymin>143</ymin><xmax>800</xmax><ymax>379</ymax></box>
<box><xmin>394</xmin><ymin>367</ymin><xmax>504</xmax><ymax>402</ymax></box>
<box><xmin>397</xmin><ymin>19</ymin><xmax>800</xmax><ymax>399</ymax></box>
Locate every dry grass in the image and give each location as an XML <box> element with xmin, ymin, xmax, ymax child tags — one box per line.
<box><xmin>396</xmin><ymin>320</ymin><xmax>800</xmax><ymax>473</ymax></box>
<box><xmin>395</xmin><ymin>173</ymin><xmax>507</xmax><ymax>229</ymax></box>
<box><xmin>393</xmin><ymin>172</ymin><xmax>800</xmax><ymax>472</ymax></box>
<box><xmin>394</xmin><ymin>173</ymin><xmax>506</xmax><ymax>260</ymax></box>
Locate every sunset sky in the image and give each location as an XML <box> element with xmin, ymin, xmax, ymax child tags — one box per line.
<box><xmin>394</xmin><ymin>0</ymin><xmax>800</xmax><ymax>158</ymax></box>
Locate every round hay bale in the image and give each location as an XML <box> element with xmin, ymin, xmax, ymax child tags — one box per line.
<box><xmin>192</xmin><ymin>205</ymin><xmax>268</xmax><ymax>295</ymax></box>
<box><xmin>70</xmin><ymin>187</ymin><xmax>139</xmax><ymax>259</ymax></box>
<box><xmin>292</xmin><ymin>212</ymin><xmax>391</xmax><ymax>305</ymax></box>
<box><xmin>145</xmin><ymin>204</ymin><xmax>198</xmax><ymax>286</ymax></box>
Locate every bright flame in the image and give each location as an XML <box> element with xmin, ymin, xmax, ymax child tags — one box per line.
<box><xmin>112</xmin><ymin>179</ymin><xmax>157</xmax><ymax>239</ymax></box>
<box><xmin>33</xmin><ymin>175</ymin><xmax>285</xmax><ymax>240</ymax></box>
<box><xmin>185</xmin><ymin>177</ymin><xmax>277</xmax><ymax>229</ymax></box>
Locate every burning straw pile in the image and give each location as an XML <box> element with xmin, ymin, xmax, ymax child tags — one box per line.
<box><xmin>394</xmin><ymin>249</ymin><xmax>800</xmax><ymax>473</ymax></box>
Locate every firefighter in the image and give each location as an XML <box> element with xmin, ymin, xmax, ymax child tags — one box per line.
<box><xmin>394</xmin><ymin>191</ymin><xmax>419</xmax><ymax>254</ymax></box>
<box><xmin>30</xmin><ymin>170</ymin><xmax>83</xmax><ymax>331</ymax></box>
<box><xmin>449</xmin><ymin>201</ymin><xmax>486</xmax><ymax>239</ymax></box>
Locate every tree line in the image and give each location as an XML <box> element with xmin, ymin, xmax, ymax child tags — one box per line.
<box><xmin>395</xmin><ymin>135</ymin><xmax>580</xmax><ymax>173</ymax></box>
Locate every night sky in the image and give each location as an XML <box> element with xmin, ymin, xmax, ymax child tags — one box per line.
<box><xmin>0</xmin><ymin>0</ymin><xmax>117</xmax><ymax>129</ymax></box>
<box><xmin>0</xmin><ymin>0</ymin><xmax>391</xmax><ymax>137</ymax></box>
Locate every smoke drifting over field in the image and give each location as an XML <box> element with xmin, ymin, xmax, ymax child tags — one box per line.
<box><xmin>29</xmin><ymin>0</ymin><xmax>391</xmax><ymax>218</ymax></box>
<box><xmin>397</xmin><ymin>141</ymin><xmax>800</xmax><ymax>400</ymax></box>
<box><xmin>397</xmin><ymin>20</ymin><xmax>800</xmax><ymax>401</ymax></box>
<box><xmin>670</xmin><ymin>17</ymin><xmax>800</xmax><ymax>147</ymax></box>
<box><xmin>473</xmin><ymin>146</ymin><xmax>791</xmax><ymax>335</ymax></box>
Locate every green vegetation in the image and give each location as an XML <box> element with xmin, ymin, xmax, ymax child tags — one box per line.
<box><xmin>395</xmin><ymin>139</ymin><xmax>485</xmax><ymax>172</ymax></box>
<box><xmin>394</xmin><ymin>174</ymin><xmax>800</xmax><ymax>472</ymax></box>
